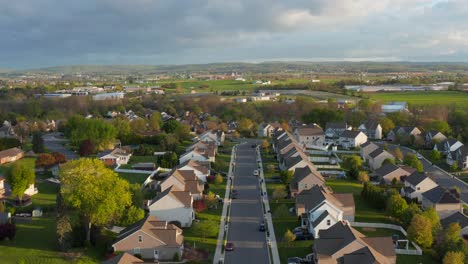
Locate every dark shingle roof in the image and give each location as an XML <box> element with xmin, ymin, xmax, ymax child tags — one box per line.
<box><xmin>405</xmin><ymin>172</ymin><xmax>428</xmax><ymax>186</ymax></box>
<box><xmin>374</xmin><ymin>163</ymin><xmax>399</xmax><ymax>177</ymax></box>
<box><xmin>368</xmin><ymin>147</ymin><xmax>389</xmax><ymax>158</ymax></box>
<box><xmin>313</xmin><ymin>211</ymin><xmax>330</xmax><ymax>226</ymax></box>
<box><xmin>422</xmin><ymin>186</ymin><xmax>460</xmax><ymax>204</ymax></box>
<box><xmin>296</xmin><ymin>185</ymin><xmax>327</xmax><ymax>212</ymax></box>
<box><xmin>441</xmin><ymin>212</ymin><xmax>468</xmax><ymax>229</ymax></box>
<box><xmin>326</xmin><ymin>122</ymin><xmax>347</xmax><ymax>130</ymax></box>
<box><xmin>339</xmin><ymin>247</ymin><xmax>375</xmax><ymax>264</ymax></box>
<box><xmin>340</xmin><ymin>130</ymin><xmax>362</xmax><ymax>139</ymax></box>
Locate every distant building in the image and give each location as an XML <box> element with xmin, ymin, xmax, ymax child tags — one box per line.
<box><xmin>92</xmin><ymin>92</ymin><xmax>125</xmax><ymax>101</ymax></box>
<box><xmin>381</xmin><ymin>102</ymin><xmax>408</xmax><ymax>113</ymax></box>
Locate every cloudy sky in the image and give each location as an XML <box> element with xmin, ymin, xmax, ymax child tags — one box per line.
<box><xmin>1</xmin><ymin>0</ymin><xmax>467</xmax><ymax>69</ymax></box>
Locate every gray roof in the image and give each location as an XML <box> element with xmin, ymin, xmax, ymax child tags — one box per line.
<box><xmin>296</xmin><ymin>185</ymin><xmax>327</xmax><ymax>212</ymax></box>
<box><xmin>441</xmin><ymin>212</ymin><xmax>468</xmax><ymax>229</ymax></box>
<box><xmin>405</xmin><ymin>172</ymin><xmax>428</xmax><ymax>186</ymax></box>
<box><xmin>374</xmin><ymin>163</ymin><xmax>399</xmax><ymax>177</ymax></box>
<box><xmin>368</xmin><ymin>147</ymin><xmax>392</xmax><ymax>159</ymax></box>
<box><xmin>315</xmin><ymin>221</ymin><xmax>357</xmax><ymax>255</ymax></box>
<box><xmin>291</xmin><ymin>166</ymin><xmax>323</xmax><ymax>186</ymax></box>
<box><xmin>422</xmin><ymin>186</ymin><xmax>460</xmax><ymax>204</ymax></box>
<box><xmin>312</xmin><ymin>211</ymin><xmax>330</xmax><ymax>226</ymax></box>
<box><xmin>340</xmin><ymin>130</ymin><xmax>362</xmax><ymax>139</ymax></box>
<box><xmin>362</xmin><ymin>120</ymin><xmax>380</xmax><ymax>131</ymax></box>
<box><xmin>339</xmin><ymin>247</ymin><xmax>376</xmax><ymax>264</ymax></box>
<box><xmin>326</xmin><ymin>122</ymin><xmax>347</xmax><ymax>130</ymax></box>
<box><xmin>284</xmin><ymin>154</ymin><xmax>305</xmax><ymax>169</ymax></box>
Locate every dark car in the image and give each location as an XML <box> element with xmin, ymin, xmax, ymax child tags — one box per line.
<box><xmin>259</xmin><ymin>223</ymin><xmax>266</xmax><ymax>232</ymax></box>
<box><xmin>225</xmin><ymin>242</ymin><xmax>234</xmax><ymax>251</ymax></box>
<box><xmin>232</xmin><ymin>189</ymin><xmax>238</xmax><ymax>194</ymax></box>
<box><xmin>287</xmin><ymin>257</ymin><xmax>303</xmax><ymax>264</ymax></box>
<box><xmin>231</xmin><ymin>193</ymin><xmax>237</xmax><ymax>199</ymax></box>
<box><xmin>294</xmin><ymin>233</ymin><xmax>313</xmax><ymax>240</ymax></box>
<box><xmin>251</xmin><ymin>144</ymin><xmax>257</xmax><ymax>148</ymax></box>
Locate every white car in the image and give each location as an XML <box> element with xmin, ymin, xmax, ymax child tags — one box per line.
<box><xmin>416</xmin><ymin>153</ymin><xmax>423</xmax><ymax>159</ymax></box>
<box><xmin>253</xmin><ymin>170</ymin><xmax>259</xmax><ymax>176</ymax></box>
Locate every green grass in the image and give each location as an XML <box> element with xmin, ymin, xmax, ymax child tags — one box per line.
<box><xmin>354</xmin><ymin>227</ymin><xmax>405</xmax><ymax>239</ymax></box>
<box><xmin>368</xmin><ymin>91</ymin><xmax>468</xmax><ymax>108</ymax></box>
<box><xmin>397</xmin><ymin>254</ymin><xmax>438</xmax><ymax>264</ymax></box>
<box><xmin>0</xmin><ymin>157</ymin><xmax>37</xmax><ymax>175</ymax></box>
<box><xmin>128</xmin><ymin>155</ymin><xmax>157</xmax><ymax>164</ymax></box>
<box><xmin>117</xmin><ymin>172</ymin><xmax>151</xmax><ymax>185</ymax></box>
<box><xmin>32</xmin><ymin>182</ymin><xmax>60</xmax><ymax>209</ymax></box>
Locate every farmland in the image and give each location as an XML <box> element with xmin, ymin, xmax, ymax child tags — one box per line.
<box><xmin>368</xmin><ymin>91</ymin><xmax>468</xmax><ymax>107</ymax></box>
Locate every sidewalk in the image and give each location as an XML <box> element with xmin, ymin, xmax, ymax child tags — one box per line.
<box><xmin>256</xmin><ymin>146</ymin><xmax>281</xmax><ymax>264</ymax></box>
<box><xmin>213</xmin><ymin>145</ymin><xmax>236</xmax><ymax>264</ymax></box>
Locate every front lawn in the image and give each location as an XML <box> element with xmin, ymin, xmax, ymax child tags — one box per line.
<box><xmin>0</xmin><ymin>157</ymin><xmax>37</xmax><ymax>174</ymax></box>
<box><xmin>128</xmin><ymin>155</ymin><xmax>158</xmax><ymax>164</ymax></box>
<box><xmin>117</xmin><ymin>172</ymin><xmax>151</xmax><ymax>185</ymax></box>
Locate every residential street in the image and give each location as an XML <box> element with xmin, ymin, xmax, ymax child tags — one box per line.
<box><xmin>43</xmin><ymin>133</ymin><xmax>79</xmax><ymax>160</ymax></box>
<box><xmin>225</xmin><ymin>141</ymin><xmax>270</xmax><ymax>264</ymax></box>
<box><xmin>379</xmin><ymin>143</ymin><xmax>468</xmax><ymax>203</ymax></box>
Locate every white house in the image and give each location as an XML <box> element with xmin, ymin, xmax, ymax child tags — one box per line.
<box><xmin>197</xmin><ymin>130</ymin><xmax>225</xmax><ymax>146</ymax></box>
<box><xmin>293</xmin><ymin>125</ymin><xmax>325</xmax><ymax>149</ymax></box>
<box><xmin>401</xmin><ymin>172</ymin><xmax>438</xmax><ymax>202</ymax></box>
<box><xmin>368</xmin><ymin>147</ymin><xmax>395</xmax><ymax>171</ymax></box>
<box><xmin>97</xmin><ymin>148</ymin><xmax>132</xmax><ymax>166</ymax></box>
<box><xmin>179</xmin><ymin>147</ymin><xmax>215</xmax><ymax>164</ymax></box>
<box><xmin>338</xmin><ymin>131</ymin><xmax>368</xmax><ymax>149</ymax></box>
<box><xmin>324</xmin><ymin>122</ymin><xmax>351</xmax><ymax>138</ymax></box>
<box><xmin>358</xmin><ymin>121</ymin><xmax>382</xmax><ymax>140</ymax></box>
<box><xmin>176</xmin><ymin>160</ymin><xmax>210</xmax><ymax>183</ymax></box>
<box><xmin>147</xmin><ymin>186</ymin><xmax>194</xmax><ymax>227</ymax></box>
<box><xmin>360</xmin><ymin>141</ymin><xmax>379</xmax><ymax>162</ymax></box>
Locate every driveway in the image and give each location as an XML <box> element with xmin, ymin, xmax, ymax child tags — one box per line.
<box><xmin>379</xmin><ymin>142</ymin><xmax>468</xmax><ymax>203</ymax></box>
<box><xmin>225</xmin><ymin>141</ymin><xmax>270</xmax><ymax>264</ymax></box>
<box><xmin>43</xmin><ymin>133</ymin><xmax>79</xmax><ymax>160</ymax></box>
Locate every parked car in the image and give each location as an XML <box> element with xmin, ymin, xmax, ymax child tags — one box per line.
<box><xmin>231</xmin><ymin>193</ymin><xmax>237</xmax><ymax>199</ymax></box>
<box><xmin>287</xmin><ymin>257</ymin><xmax>303</xmax><ymax>264</ymax></box>
<box><xmin>253</xmin><ymin>170</ymin><xmax>259</xmax><ymax>176</ymax></box>
<box><xmin>416</xmin><ymin>153</ymin><xmax>423</xmax><ymax>159</ymax></box>
<box><xmin>295</xmin><ymin>233</ymin><xmax>313</xmax><ymax>240</ymax></box>
<box><xmin>259</xmin><ymin>223</ymin><xmax>266</xmax><ymax>232</ymax></box>
<box><xmin>225</xmin><ymin>242</ymin><xmax>234</xmax><ymax>251</ymax></box>
<box><xmin>232</xmin><ymin>189</ymin><xmax>238</xmax><ymax>194</ymax></box>
<box><xmin>251</xmin><ymin>144</ymin><xmax>257</xmax><ymax>148</ymax></box>
<box><xmin>293</xmin><ymin>227</ymin><xmax>305</xmax><ymax>233</ymax></box>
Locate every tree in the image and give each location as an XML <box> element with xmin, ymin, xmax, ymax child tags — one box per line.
<box><xmin>394</xmin><ymin>148</ymin><xmax>403</xmax><ymax>162</ymax></box>
<box><xmin>428</xmin><ymin>120</ymin><xmax>452</xmax><ymax>135</ymax></box>
<box><xmin>238</xmin><ymin>118</ymin><xmax>255</xmax><ymax>137</ymax></box>
<box><xmin>422</xmin><ymin>206</ymin><xmax>441</xmax><ymax>234</ymax></box>
<box><xmin>7</xmin><ymin>163</ymin><xmax>35</xmax><ymax>204</ymax></box>
<box><xmin>32</xmin><ymin>132</ymin><xmax>45</xmax><ymax>153</ymax></box>
<box><xmin>36</xmin><ymin>153</ymin><xmax>56</xmax><ymax>169</ymax></box>
<box><xmin>56</xmin><ymin>213</ymin><xmax>73</xmax><ymax>251</ymax></box>
<box><xmin>78</xmin><ymin>139</ymin><xmax>95</xmax><ymax>156</ymax></box>
<box><xmin>204</xmin><ymin>191</ymin><xmax>218</xmax><ymax>209</ymax></box>
<box><xmin>174</xmin><ymin>124</ymin><xmax>192</xmax><ymax>141</ymax></box>
<box><xmin>267</xmin><ymin>164</ymin><xmax>275</xmax><ymax>173</ymax></box>
<box><xmin>129</xmin><ymin>183</ymin><xmax>144</xmax><ymax>207</ymax></box>
<box><xmin>379</xmin><ymin>117</ymin><xmax>395</xmax><ymax>135</ymax></box>
<box><xmin>357</xmin><ymin>171</ymin><xmax>369</xmax><ymax>183</ymax></box>
<box><xmin>407</xmin><ymin>214</ymin><xmax>433</xmax><ymax>248</ymax></box>
<box><xmin>382</xmin><ymin>158</ymin><xmax>396</xmax><ymax>166</ymax></box>
<box><xmin>403</xmin><ymin>153</ymin><xmax>423</xmax><ymax>172</ymax></box>
<box><xmin>66</xmin><ymin>116</ymin><xmax>117</xmax><ymax>151</ymax></box>
<box><xmin>401</xmin><ymin>203</ymin><xmax>422</xmax><ymax>227</ymax></box>
<box><xmin>118</xmin><ymin>206</ymin><xmax>145</xmax><ymax>226</ymax></box>
<box><xmin>386</xmin><ymin>194</ymin><xmax>408</xmax><ymax>218</ymax></box>
<box><xmin>430</xmin><ymin>150</ymin><xmax>442</xmax><ymax>162</ymax></box>
<box><xmin>440</xmin><ymin>223</ymin><xmax>463</xmax><ymax>252</ymax></box>
<box><xmin>262</xmin><ymin>139</ymin><xmax>270</xmax><ymax>153</ymax></box>
<box><xmin>272</xmin><ymin>186</ymin><xmax>287</xmax><ymax>202</ymax></box>
<box><xmin>280</xmin><ymin>170</ymin><xmax>294</xmax><ymax>184</ymax></box>
<box><xmin>214</xmin><ymin>174</ymin><xmax>223</xmax><ymax>185</ymax></box>
<box><xmin>283</xmin><ymin>229</ymin><xmax>296</xmax><ymax>246</ymax></box>
<box><xmin>59</xmin><ymin>158</ymin><xmax>132</xmax><ymax>243</ymax></box>
<box><xmin>162</xmin><ymin>120</ymin><xmax>180</xmax><ymax>133</ymax></box>
<box><xmin>131</xmin><ymin>119</ymin><xmax>147</xmax><ymax>133</ymax></box>
<box><xmin>443</xmin><ymin>251</ymin><xmax>464</xmax><ymax>264</ymax></box>
<box><xmin>342</xmin><ymin>155</ymin><xmax>362</xmax><ymax>179</ymax></box>
<box><xmin>52</xmin><ymin>152</ymin><xmax>67</xmax><ymax>164</ymax></box>
<box><xmin>451</xmin><ymin>162</ymin><xmax>458</xmax><ymax>172</ymax></box>
<box><xmin>148</xmin><ymin>112</ymin><xmax>162</xmax><ymax>131</ymax></box>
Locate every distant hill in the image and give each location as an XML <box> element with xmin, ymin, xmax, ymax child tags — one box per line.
<box><xmin>9</xmin><ymin>61</ymin><xmax>468</xmax><ymax>75</ymax></box>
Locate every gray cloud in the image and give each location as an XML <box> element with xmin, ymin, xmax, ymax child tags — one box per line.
<box><xmin>0</xmin><ymin>0</ymin><xmax>467</xmax><ymax>69</ymax></box>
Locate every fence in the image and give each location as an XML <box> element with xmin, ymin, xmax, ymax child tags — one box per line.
<box><xmin>349</xmin><ymin>221</ymin><xmax>422</xmax><ymax>255</ymax></box>
<box><xmin>315</xmin><ymin>164</ymin><xmax>341</xmax><ymax>169</ymax></box>
<box><xmin>309</xmin><ymin>156</ymin><xmax>330</xmax><ymax>163</ymax></box>
<box><xmin>307</xmin><ymin>150</ymin><xmax>328</xmax><ymax>155</ymax></box>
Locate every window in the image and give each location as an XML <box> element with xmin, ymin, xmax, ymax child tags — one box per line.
<box><xmin>133</xmin><ymin>247</ymin><xmax>140</xmax><ymax>254</ymax></box>
<box><xmin>154</xmin><ymin>249</ymin><xmax>159</xmax><ymax>259</ymax></box>
<box><xmin>138</xmin><ymin>235</ymin><xmax>142</xmax><ymax>242</ymax></box>
<box><xmin>327</xmin><ymin>219</ymin><xmax>331</xmax><ymax>226</ymax></box>
<box><xmin>417</xmin><ymin>187</ymin><xmax>420</xmax><ymax>191</ymax></box>
<box><xmin>303</xmin><ymin>184</ymin><xmax>308</xmax><ymax>189</ymax></box>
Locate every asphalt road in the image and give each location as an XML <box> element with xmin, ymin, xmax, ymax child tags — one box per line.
<box><xmin>381</xmin><ymin>143</ymin><xmax>468</xmax><ymax>203</ymax></box>
<box><xmin>225</xmin><ymin>142</ymin><xmax>270</xmax><ymax>264</ymax></box>
<box><xmin>43</xmin><ymin>133</ymin><xmax>79</xmax><ymax>160</ymax></box>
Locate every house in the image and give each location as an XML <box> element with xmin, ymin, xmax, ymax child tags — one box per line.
<box><xmin>97</xmin><ymin>148</ymin><xmax>132</xmax><ymax>166</ymax></box>
<box><xmin>289</xmin><ymin>165</ymin><xmax>325</xmax><ymax>197</ymax></box>
<box><xmin>197</xmin><ymin>130</ymin><xmax>225</xmax><ymax>146</ymax></box>
<box><xmin>296</xmin><ymin>185</ymin><xmax>355</xmax><ymax>235</ymax></box>
<box><xmin>159</xmin><ymin>170</ymin><xmax>204</xmax><ymax>200</ymax></box>
<box><xmin>0</xmin><ymin>148</ymin><xmax>24</xmax><ymax>165</ymax></box>
<box><xmin>281</xmin><ymin>152</ymin><xmax>315</xmax><ymax>172</ymax></box>
<box><xmin>293</xmin><ymin>125</ymin><xmax>325</xmax><ymax>149</ymax></box>
<box><xmin>112</xmin><ymin>215</ymin><xmax>184</xmax><ymax>261</ymax></box>
<box><xmin>176</xmin><ymin>160</ymin><xmax>210</xmax><ymax>183</ymax></box>
<box><xmin>102</xmin><ymin>253</ymin><xmax>144</xmax><ymax>264</ymax></box>
<box><xmin>368</xmin><ymin>147</ymin><xmax>395</xmax><ymax>170</ymax></box>
<box><xmin>147</xmin><ymin>186</ymin><xmax>194</xmax><ymax>227</ymax></box>
<box><xmin>450</xmin><ymin>146</ymin><xmax>468</xmax><ymax>170</ymax></box>
<box><xmin>440</xmin><ymin>212</ymin><xmax>468</xmax><ymax>237</ymax></box>
<box><xmin>381</xmin><ymin>101</ymin><xmax>408</xmax><ymax>113</ymax></box>
<box><xmin>421</xmin><ymin>186</ymin><xmax>461</xmax><ymax>219</ymax></box>
<box><xmin>401</xmin><ymin>172</ymin><xmax>438</xmax><ymax>202</ymax></box>
<box><xmin>374</xmin><ymin>163</ymin><xmax>413</xmax><ymax>184</ymax></box>
<box><xmin>258</xmin><ymin>122</ymin><xmax>282</xmax><ymax>138</ymax></box>
<box><xmin>186</xmin><ymin>141</ymin><xmax>217</xmax><ymax>154</ymax></box>
<box><xmin>387</xmin><ymin>126</ymin><xmax>421</xmax><ymax>142</ymax></box>
<box><xmin>312</xmin><ymin>221</ymin><xmax>396</xmax><ymax>264</ymax></box>
<box><xmin>360</xmin><ymin>141</ymin><xmax>379</xmax><ymax>162</ymax></box>
<box><xmin>338</xmin><ymin>131</ymin><xmax>367</xmax><ymax>149</ymax></box>
<box><xmin>0</xmin><ymin>176</ymin><xmax>38</xmax><ymax>199</ymax></box>
<box><xmin>324</xmin><ymin>122</ymin><xmax>351</xmax><ymax>138</ymax></box>
<box><xmin>434</xmin><ymin>139</ymin><xmax>464</xmax><ymax>154</ymax></box>
<box><xmin>179</xmin><ymin>147</ymin><xmax>215</xmax><ymax>164</ymax></box>
<box><xmin>358</xmin><ymin>120</ymin><xmax>383</xmax><ymax>139</ymax></box>
<box><xmin>424</xmin><ymin>130</ymin><xmax>447</xmax><ymax>146</ymax></box>
<box><xmin>0</xmin><ymin>121</ymin><xmax>16</xmax><ymax>138</ymax></box>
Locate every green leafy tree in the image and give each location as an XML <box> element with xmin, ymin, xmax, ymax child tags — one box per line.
<box><xmin>162</xmin><ymin>119</ymin><xmax>180</xmax><ymax>133</ymax></box>
<box><xmin>267</xmin><ymin>164</ymin><xmax>275</xmax><ymax>173</ymax></box>
<box><xmin>342</xmin><ymin>155</ymin><xmax>362</xmax><ymax>179</ymax></box>
<box><xmin>118</xmin><ymin>206</ymin><xmax>145</xmax><ymax>226</ymax></box>
<box><xmin>430</xmin><ymin>150</ymin><xmax>442</xmax><ymax>162</ymax></box>
<box><xmin>357</xmin><ymin>171</ymin><xmax>369</xmax><ymax>183</ymax></box>
<box><xmin>262</xmin><ymin>139</ymin><xmax>270</xmax><ymax>153</ymax></box>
<box><xmin>7</xmin><ymin>163</ymin><xmax>35</xmax><ymax>204</ymax></box>
<box><xmin>112</xmin><ymin>118</ymin><xmax>133</xmax><ymax>143</ymax></box>
<box><xmin>149</xmin><ymin>112</ymin><xmax>162</xmax><ymax>131</ymax></box>
<box><xmin>204</xmin><ymin>191</ymin><xmax>218</xmax><ymax>209</ymax></box>
<box><xmin>67</xmin><ymin>116</ymin><xmax>117</xmax><ymax>151</ymax></box>
<box><xmin>59</xmin><ymin>158</ymin><xmax>132</xmax><ymax>243</ymax></box>
<box><xmin>379</xmin><ymin>117</ymin><xmax>395</xmax><ymax>135</ymax></box>
<box><xmin>440</xmin><ymin>223</ymin><xmax>463</xmax><ymax>253</ymax></box>
<box><xmin>401</xmin><ymin>203</ymin><xmax>422</xmax><ymax>227</ymax></box>
<box><xmin>408</xmin><ymin>214</ymin><xmax>433</xmax><ymax>248</ymax></box>
<box><xmin>443</xmin><ymin>251</ymin><xmax>465</xmax><ymax>264</ymax></box>
<box><xmin>386</xmin><ymin>194</ymin><xmax>408</xmax><ymax>218</ymax></box>
<box><xmin>280</xmin><ymin>170</ymin><xmax>294</xmax><ymax>184</ymax></box>
<box><xmin>174</xmin><ymin>124</ymin><xmax>192</xmax><ymax>141</ymax></box>
<box><xmin>422</xmin><ymin>206</ymin><xmax>441</xmax><ymax>234</ymax></box>
<box><xmin>451</xmin><ymin>162</ymin><xmax>458</xmax><ymax>172</ymax></box>
<box><xmin>32</xmin><ymin>132</ymin><xmax>45</xmax><ymax>153</ymax></box>
<box><xmin>393</xmin><ymin>148</ymin><xmax>403</xmax><ymax>162</ymax></box>
<box><xmin>403</xmin><ymin>153</ymin><xmax>423</xmax><ymax>172</ymax></box>
<box><xmin>131</xmin><ymin>119</ymin><xmax>147</xmax><ymax>133</ymax></box>
<box><xmin>238</xmin><ymin>118</ymin><xmax>255</xmax><ymax>137</ymax></box>
<box><xmin>428</xmin><ymin>120</ymin><xmax>452</xmax><ymax>135</ymax></box>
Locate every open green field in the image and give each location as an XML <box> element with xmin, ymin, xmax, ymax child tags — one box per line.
<box><xmin>368</xmin><ymin>91</ymin><xmax>468</xmax><ymax>107</ymax></box>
